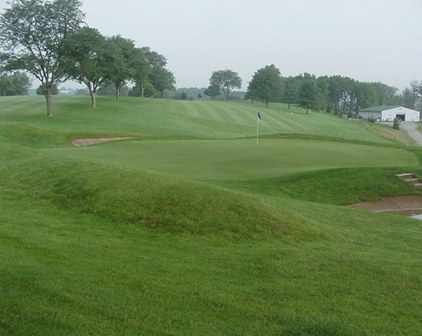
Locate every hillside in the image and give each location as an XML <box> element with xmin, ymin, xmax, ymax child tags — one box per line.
<box><xmin>0</xmin><ymin>96</ymin><xmax>421</xmax><ymax>335</ymax></box>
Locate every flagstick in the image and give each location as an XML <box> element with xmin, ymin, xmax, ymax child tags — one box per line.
<box><xmin>256</xmin><ymin>117</ymin><xmax>259</xmax><ymax>145</ymax></box>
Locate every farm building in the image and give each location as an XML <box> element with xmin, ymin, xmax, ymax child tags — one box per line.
<box><xmin>358</xmin><ymin>106</ymin><xmax>420</xmax><ymax>122</ymax></box>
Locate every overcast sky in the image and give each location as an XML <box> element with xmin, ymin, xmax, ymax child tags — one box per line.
<box><xmin>1</xmin><ymin>0</ymin><xmax>421</xmax><ymax>91</ymax></box>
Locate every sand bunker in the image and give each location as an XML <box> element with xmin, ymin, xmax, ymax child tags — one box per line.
<box><xmin>348</xmin><ymin>195</ymin><xmax>422</xmax><ymax>215</ymax></box>
<box><xmin>72</xmin><ymin>137</ymin><xmax>134</xmax><ymax>146</ymax></box>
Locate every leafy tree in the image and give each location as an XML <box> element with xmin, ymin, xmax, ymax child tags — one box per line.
<box><xmin>247</xmin><ymin>64</ymin><xmax>282</xmax><ymax>107</ymax></box>
<box><xmin>97</xmin><ymin>82</ymin><xmax>129</xmax><ymax>97</ymax></box>
<box><xmin>411</xmin><ymin>80</ymin><xmax>422</xmax><ymax>98</ymax></box>
<box><xmin>410</xmin><ymin>80</ymin><xmax>422</xmax><ymax>112</ymax></box>
<box><xmin>209</xmin><ymin>70</ymin><xmax>241</xmax><ymax>99</ymax></box>
<box><xmin>0</xmin><ymin>71</ymin><xmax>31</xmax><ymax>95</ymax></box>
<box><xmin>103</xmin><ymin>36</ymin><xmax>138</xmax><ymax>101</ymax></box>
<box><xmin>355</xmin><ymin>82</ymin><xmax>378</xmax><ymax>111</ymax></box>
<box><xmin>400</xmin><ymin>88</ymin><xmax>416</xmax><ymax>109</ymax></box>
<box><xmin>10</xmin><ymin>71</ymin><xmax>31</xmax><ymax>95</ymax></box>
<box><xmin>0</xmin><ymin>74</ymin><xmax>13</xmax><ymax>96</ymax></box>
<box><xmin>36</xmin><ymin>83</ymin><xmax>59</xmax><ymax>95</ymax></box>
<box><xmin>149</xmin><ymin>67</ymin><xmax>176</xmax><ymax>98</ymax></box>
<box><xmin>298</xmin><ymin>79</ymin><xmax>319</xmax><ymax>114</ymax></box>
<box><xmin>0</xmin><ymin>0</ymin><xmax>84</xmax><ymax>117</ymax></box>
<box><xmin>129</xmin><ymin>82</ymin><xmax>155</xmax><ymax>98</ymax></box>
<box><xmin>204</xmin><ymin>84</ymin><xmax>220</xmax><ymax>99</ymax></box>
<box><xmin>62</xmin><ymin>27</ymin><xmax>108</xmax><ymax>108</ymax></box>
<box><xmin>282</xmin><ymin>76</ymin><xmax>300</xmax><ymax>108</ymax></box>
<box><xmin>370</xmin><ymin>82</ymin><xmax>398</xmax><ymax>106</ymax></box>
<box><xmin>131</xmin><ymin>48</ymin><xmax>149</xmax><ymax>97</ymax></box>
<box><xmin>134</xmin><ymin>47</ymin><xmax>167</xmax><ymax>98</ymax></box>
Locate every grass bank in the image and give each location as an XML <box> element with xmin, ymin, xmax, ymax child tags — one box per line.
<box><xmin>0</xmin><ymin>96</ymin><xmax>421</xmax><ymax>335</ymax></box>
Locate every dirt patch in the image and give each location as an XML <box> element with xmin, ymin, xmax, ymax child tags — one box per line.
<box><xmin>72</xmin><ymin>137</ymin><xmax>134</xmax><ymax>146</ymax></box>
<box><xmin>348</xmin><ymin>196</ymin><xmax>422</xmax><ymax>214</ymax></box>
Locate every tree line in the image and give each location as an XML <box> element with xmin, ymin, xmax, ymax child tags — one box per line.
<box><xmin>206</xmin><ymin>65</ymin><xmax>422</xmax><ymax>115</ymax></box>
<box><xmin>0</xmin><ymin>0</ymin><xmax>175</xmax><ymax>116</ymax></box>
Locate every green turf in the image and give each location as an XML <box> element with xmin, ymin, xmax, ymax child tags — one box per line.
<box><xmin>0</xmin><ymin>96</ymin><xmax>421</xmax><ymax>335</ymax></box>
<box><xmin>48</xmin><ymin>138</ymin><xmax>418</xmax><ymax>181</ymax></box>
<box><xmin>0</xmin><ymin>96</ymin><xmax>404</xmax><ymax>143</ymax></box>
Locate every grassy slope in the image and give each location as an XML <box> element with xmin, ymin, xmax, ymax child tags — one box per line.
<box><xmin>0</xmin><ymin>95</ymin><xmax>407</xmax><ymax>143</ymax></box>
<box><xmin>0</xmin><ymin>96</ymin><xmax>421</xmax><ymax>335</ymax></box>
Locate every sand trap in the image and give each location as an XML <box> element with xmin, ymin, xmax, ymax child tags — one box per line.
<box><xmin>72</xmin><ymin>137</ymin><xmax>134</xmax><ymax>146</ymax></box>
<box><xmin>348</xmin><ymin>195</ymin><xmax>422</xmax><ymax>214</ymax></box>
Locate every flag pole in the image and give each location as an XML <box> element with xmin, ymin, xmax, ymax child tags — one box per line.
<box><xmin>256</xmin><ymin>111</ymin><xmax>261</xmax><ymax>145</ymax></box>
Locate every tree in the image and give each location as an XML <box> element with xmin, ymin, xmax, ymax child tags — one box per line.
<box><xmin>37</xmin><ymin>83</ymin><xmax>58</xmax><ymax>95</ymax></box>
<box><xmin>97</xmin><ymin>82</ymin><xmax>129</xmax><ymax>97</ymax></box>
<box><xmin>133</xmin><ymin>47</ymin><xmax>167</xmax><ymax>98</ymax></box>
<box><xmin>103</xmin><ymin>35</ymin><xmax>138</xmax><ymax>101</ymax></box>
<box><xmin>209</xmin><ymin>70</ymin><xmax>241</xmax><ymax>99</ymax></box>
<box><xmin>131</xmin><ymin>48</ymin><xmax>150</xmax><ymax>97</ymax></box>
<box><xmin>62</xmin><ymin>27</ymin><xmax>108</xmax><ymax>108</ymax></box>
<box><xmin>370</xmin><ymin>82</ymin><xmax>398</xmax><ymax>106</ymax></box>
<box><xmin>0</xmin><ymin>74</ymin><xmax>13</xmax><ymax>96</ymax></box>
<box><xmin>0</xmin><ymin>71</ymin><xmax>31</xmax><ymax>95</ymax></box>
<box><xmin>355</xmin><ymin>82</ymin><xmax>378</xmax><ymax>111</ymax></box>
<box><xmin>401</xmin><ymin>88</ymin><xmax>416</xmax><ymax>109</ymax></box>
<box><xmin>298</xmin><ymin>79</ymin><xmax>319</xmax><ymax>114</ymax></box>
<box><xmin>246</xmin><ymin>64</ymin><xmax>282</xmax><ymax>107</ymax></box>
<box><xmin>282</xmin><ymin>76</ymin><xmax>300</xmax><ymax>108</ymax></box>
<box><xmin>149</xmin><ymin>67</ymin><xmax>175</xmax><ymax>98</ymax></box>
<box><xmin>0</xmin><ymin>0</ymin><xmax>84</xmax><ymax>117</ymax></box>
<box><xmin>204</xmin><ymin>84</ymin><xmax>220</xmax><ymax>99</ymax></box>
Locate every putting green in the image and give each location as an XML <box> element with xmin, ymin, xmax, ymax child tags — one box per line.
<box><xmin>51</xmin><ymin>138</ymin><xmax>418</xmax><ymax>180</ymax></box>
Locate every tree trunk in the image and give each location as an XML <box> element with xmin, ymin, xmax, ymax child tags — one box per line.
<box><xmin>160</xmin><ymin>90</ymin><xmax>164</xmax><ymax>98</ymax></box>
<box><xmin>45</xmin><ymin>88</ymin><xmax>53</xmax><ymax>118</ymax></box>
<box><xmin>115</xmin><ymin>84</ymin><xmax>120</xmax><ymax>101</ymax></box>
<box><xmin>90</xmin><ymin>90</ymin><xmax>97</xmax><ymax>109</ymax></box>
<box><xmin>141</xmin><ymin>83</ymin><xmax>145</xmax><ymax>98</ymax></box>
<box><xmin>265</xmin><ymin>98</ymin><xmax>269</xmax><ymax>108</ymax></box>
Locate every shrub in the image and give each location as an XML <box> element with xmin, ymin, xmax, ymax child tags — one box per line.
<box><xmin>368</xmin><ymin>116</ymin><xmax>377</xmax><ymax>123</ymax></box>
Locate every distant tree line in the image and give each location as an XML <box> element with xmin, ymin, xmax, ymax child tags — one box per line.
<box><xmin>203</xmin><ymin>65</ymin><xmax>422</xmax><ymax>115</ymax></box>
<box><xmin>0</xmin><ymin>0</ymin><xmax>175</xmax><ymax>116</ymax></box>
<box><xmin>244</xmin><ymin>64</ymin><xmax>422</xmax><ymax>115</ymax></box>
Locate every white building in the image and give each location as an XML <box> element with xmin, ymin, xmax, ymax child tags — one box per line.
<box><xmin>359</xmin><ymin>106</ymin><xmax>420</xmax><ymax>122</ymax></box>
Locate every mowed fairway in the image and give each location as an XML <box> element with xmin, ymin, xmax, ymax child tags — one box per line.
<box><xmin>0</xmin><ymin>96</ymin><xmax>421</xmax><ymax>336</ymax></box>
<box><xmin>54</xmin><ymin>138</ymin><xmax>418</xmax><ymax>180</ymax></box>
<box><xmin>0</xmin><ymin>96</ymin><xmax>404</xmax><ymax>143</ymax></box>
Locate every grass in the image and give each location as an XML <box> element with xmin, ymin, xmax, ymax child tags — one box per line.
<box><xmin>45</xmin><ymin>138</ymin><xmax>418</xmax><ymax>181</ymax></box>
<box><xmin>0</xmin><ymin>96</ymin><xmax>421</xmax><ymax>335</ymax></box>
<box><xmin>0</xmin><ymin>96</ymin><xmax>409</xmax><ymax>144</ymax></box>
<box><xmin>220</xmin><ymin>167</ymin><xmax>422</xmax><ymax>205</ymax></box>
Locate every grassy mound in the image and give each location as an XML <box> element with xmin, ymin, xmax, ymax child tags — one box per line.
<box><xmin>0</xmin><ymin>122</ymin><xmax>69</xmax><ymax>147</ymax></box>
<box><xmin>1</xmin><ymin>147</ymin><xmax>289</xmax><ymax>239</ymax></box>
<box><xmin>221</xmin><ymin>167</ymin><xmax>422</xmax><ymax>205</ymax></box>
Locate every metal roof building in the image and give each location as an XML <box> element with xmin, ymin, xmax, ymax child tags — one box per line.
<box><xmin>359</xmin><ymin>106</ymin><xmax>420</xmax><ymax>122</ymax></box>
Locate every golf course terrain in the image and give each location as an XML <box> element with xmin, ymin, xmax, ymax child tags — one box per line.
<box><xmin>0</xmin><ymin>96</ymin><xmax>421</xmax><ymax>335</ymax></box>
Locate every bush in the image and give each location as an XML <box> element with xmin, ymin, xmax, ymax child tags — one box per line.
<box><xmin>393</xmin><ymin>118</ymin><xmax>400</xmax><ymax>129</ymax></box>
<box><xmin>368</xmin><ymin>116</ymin><xmax>377</xmax><ymax>123</ymax></box>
